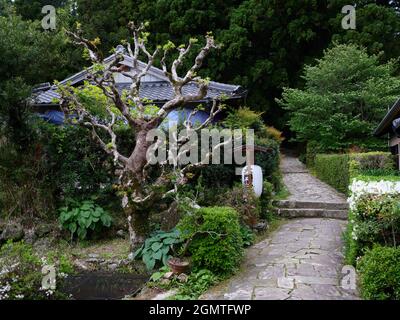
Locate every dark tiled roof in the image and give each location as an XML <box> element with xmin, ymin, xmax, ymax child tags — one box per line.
<box><xmin>32</xmin><ymin>53</ymin><xmax>247</xmax><ymax>106</ymax></box>
<box><xmin>33</xmin><ymin>81</ymin><xmax>246</xmax><ymax>105</ymax></box>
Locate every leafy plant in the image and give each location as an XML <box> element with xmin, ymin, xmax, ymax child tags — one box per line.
<box><xmin>59</xmin><ymin>199</ymin><xmax>112</xmax><ymax>240</ymax></box>
<box><xmin>133</xmin><ymin>229</ymin><xmax>183</xmax><ymax>270</ymax></box>
<box><xmin>177</xmin><ymin>206</ymin><xmax>243</xmax><ymax>275</ymax></box>
<box><xmin>344</xmin><ymin>193</ymin><xmax>400</xmax><ymax>265</ymax></box>
<box><xmin>173</xmin><ymin>269</ymin><xmax>218</xmax><ymax>300</ymax></box>
<box><xmin>149</xmin><ymin>266</ymin><xmax>171</xmax><ymax>282</ymax></box>
<box><xmin>240</xmin><ymin>225</ymin><xmax>255</xmax><ymax>247</ymax></box>
<box><xmin>221</xmin><ymin>186</ymin><xmax>260</xmax><ymax>227</ymax></box>
<box><xmin>357</xmin><ymin>245</ymin><xmax>400</xmax><ymax>300</ymax></box>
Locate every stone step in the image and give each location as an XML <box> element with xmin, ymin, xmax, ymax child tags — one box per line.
<box><xmin>273</xmin><ymin>200</ymin><xmax>348</xmax><ymax>210</ymax></box>
<box><xmin>276</xmin><ymin>208</ymin><xmax>348</xmax><ymax>220</ymax></box>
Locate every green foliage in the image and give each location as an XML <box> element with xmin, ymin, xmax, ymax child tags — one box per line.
<box><xmin>305</xmin><ymin>141</ymin><xmax>324</xmax><ymax>168</ymax></box>
<box><xmin>357</xmin><ymin>245</ymin><xmax>400</xmax><ymax>300</ymax></box>
<box><xmin>133</xmin><ymin>229</ymin><xmax>183</xmax><ymax>270</ymax></box>
<box><xmin>59</xmin><ymin>199</ymin><xmax>112</xmax><ymax>240</ymax></box>
<box><xmin>314</xmin><ymin>152</ymin><xmax>395</xmax><ymax>194</ymax></box>
<box><xmin>345</xmin><ymin>194</ymin><xmax>400</xmax><ymax>265</ymax></box>
<box><xmin>240</xmin><ymin>224</ymin><xmax>255</xmax><ymax>247</ymax></box>
<box><xmin>259</xmin><ymin>180</ymin><xmax>275</xmax><ymax>220</ymax></box>
<box><xmin>221</xmin><ymin>186</ymin><xmax>260</xmax><ymax>227</ymax></box>
<box><xmin>223</xmin><ymin>107</ymin><xmax>264</xmax><ymax>131</ymax></box>
<box><xmin>173</xmin><ymin>269</ymin><xmax>218</xmax><ymax>300</ymax></box>
<box><xmin>0</xmin><ymin>139</ymin><xmax>56</xmax><ymax>219</ymax></box>
<box><xmin>279</xmin><ymin>43</ymin><xmax>400</xmax><ymax>151</ymax></box>
<box><xmin>314</xmin><ymin>154</ymin><xmax>350</xmax><ymax>194</ymax></box>
<box><xmin>0</xmin><ymin>241</ymin><xmax>71</xmax><ymax>300</ymax></box>
<box><xmin>255</xmin><ymin>137</ymin><xmax>281</xmax><ymax>181</ymax></box>
<box><xmin>38</xmin><ymin>121</ymin><xmax>117</xmax><ymax>202</ymax></box>
<box><xmin>332</xmin><ymin>3</ymin><xmax>400</xmax><ymax>61</ymax></box>
<box><xmin>177</xmin><ymin>206</ymin><xmax>243</xmax><ymax>275</ymax></box>
<box><xmin>149</xmin><ymin>266</ymin><xmax>170</xmax><ymax>282</ymax></box>
<box><xmin>344</xmin><ymin>209</ymin><xmax>361</xmax><ymax>266</ymax></box>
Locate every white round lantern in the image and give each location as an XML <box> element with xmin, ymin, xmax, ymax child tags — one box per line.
<box><xmin>241</xmin><ymin>165</ymin><xmax>263</xmax><ymax>197</ymax></box>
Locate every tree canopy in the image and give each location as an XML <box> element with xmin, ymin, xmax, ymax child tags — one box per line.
<box><xmin>278</xmin><ymin>44</ymin><xmax>400</xmax><ymax>151</ymax></box>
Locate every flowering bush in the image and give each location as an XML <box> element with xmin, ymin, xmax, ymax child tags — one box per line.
<box><xmin>348</xmin><ymin>179</ymin><xmax>400</xmax><ymax>211</ymax></box>
<box><xmin>345</xmin><ymin>178</ymin><xmax>400</xmax><ymax>265</ymax></box>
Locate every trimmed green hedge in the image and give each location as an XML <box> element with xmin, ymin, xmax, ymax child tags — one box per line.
<box><xmin>314</xmin><ymin>152</ymin><xmax>396</xmax><ymax>194</ymax></box>
<box><xmin>314</xmin><ymin>154</ymin><xmax>350</xmax><ymax>194</ymax></box>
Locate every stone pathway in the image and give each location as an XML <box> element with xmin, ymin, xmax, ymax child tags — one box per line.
<box><xmin>202</xmin><ymin>218</ymin><xmax>358</xmax><ymax>300</ymax></box>
<box><xmin>275</xmin><ymin>154</ymin><xmax>349</xmax><ymax>219</ymax></box>
<box><xmin>280</xmin><ymin>155</ymin><xmax>347</xmax><ymax>204</ymax></box>
<box><xmin>201</xmin><ymin>154</ymin><xmax>358</xmax><ymax>300</ymax></box>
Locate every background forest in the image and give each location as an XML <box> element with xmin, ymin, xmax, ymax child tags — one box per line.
<box><xmin>1</xmin><ymin>0</ymin><xmax>400</xmax><ymax>300</ymax></box>
<box><xmin>3</xmin><ymin>0</ymin><xmax>400</xmax><ymax>133</ymax></box>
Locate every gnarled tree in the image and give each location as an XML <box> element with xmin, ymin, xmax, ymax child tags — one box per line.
<box><xmin>58</xmin><ymin>22</ymin><xmax>226</xmax><ymax>248</ymax></box>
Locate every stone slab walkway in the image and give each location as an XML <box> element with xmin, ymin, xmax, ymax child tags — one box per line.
<box><xmin>202</xmin><ymin>218</ymin><xmax>358</xmax><ymax>300</ymax></box>
<box><xmin>201</xmin><ymin>154</ymin><xmax>358</xmax><ymax>300</ymax></box>
<box><xmin>281</xmin><ymin>154</ymin><xmax>347</xmax><ymax>204</ymax></box>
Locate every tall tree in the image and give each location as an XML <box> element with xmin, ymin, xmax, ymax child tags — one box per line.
<box><xmin>278</xmin><ymin>44</ymin><xmax>400</xmax><ymax>151</ymax></box>
<box><xmin>58</xmin><ymin>22</ymin><xmax>227</xmax><ymax>247</ymax></box>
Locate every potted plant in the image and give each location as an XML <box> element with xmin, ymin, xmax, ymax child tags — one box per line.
<box><xmin>167</xmin><ymin>257</ymin><xmax>190</xmax><ymax>274</ymax></box>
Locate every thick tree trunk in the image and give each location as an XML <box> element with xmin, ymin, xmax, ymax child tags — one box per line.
<box><xmin>126</xmin><ymin>206</ymin><xmax>150</xmax><ymax>250</ymax></box>
<box><xmin>126</xmin><ymin>129</ymin><xmax>152</xmax><ymax>180</ymax></box>
<box><xmin>123</xmin><ymin>128</ymin><xmax>154</xmax><ymax>249</ymax></box>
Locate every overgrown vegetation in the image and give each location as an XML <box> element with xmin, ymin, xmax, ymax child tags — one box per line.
<box><xmin>0</xmin><ymin>241</ymin><xmax>73</xmax><ymax>300</ymax></box>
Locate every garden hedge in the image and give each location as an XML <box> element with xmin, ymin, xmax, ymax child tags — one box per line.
<box><xmin>313</xmin><ymin>152</ymin><xmax>396</xmax><ymax>194</ymax></box>
<box><xmin>358</xmin><ymin>246</ymin><xmax>400</xmax><ymax>300</ymax></box>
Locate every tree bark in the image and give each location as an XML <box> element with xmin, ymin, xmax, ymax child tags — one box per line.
<box><xmin>126</xmin><ymin>206</ymin><xmax>150</xmax><ymax>250</ymax></box>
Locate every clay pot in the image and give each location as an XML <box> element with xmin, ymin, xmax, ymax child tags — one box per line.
<box><xmin>167</xmin><ymin>257</ymin><xmax>190</xmax><ymax>274</ymax></box>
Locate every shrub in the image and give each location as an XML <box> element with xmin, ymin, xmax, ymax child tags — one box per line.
<box><xmin>133</xmin><ymin>229</ymin><xmax>183</xmax><ymax>270</ymax></box>
<box><xmin>38</xmin><ymin>122</ymin><xmax>118</xmax><ymax>203</ymax></box>
<box><xmin>0</xmin><ymin>140</ymin><xmax>55</xmax><ymax>219</ymax></box>
<box><xmin>259</xmin><ymin>180</ymin><xmax>275</xmax><ymax>220</ymax></box>
<box><xmin>177</xmin><ymin>206</ymin><xmax>243</xmax><ymax>275</ymax></box>
<box><xmin>357</xmin><ymin>246</ymin><xmax>400</xmax><ymax>300</ymax></box>
<box><xmin>263</xmin><ymin>126</ymin><xmax>284</xmax><ymax>143</ymax></box>
<box><xmin>306</xmin><ymin>141</ymin><xmax>324</xmax><ymax>168</ymax></box>
<box><xmin>59</xmin><ymin>199</ymin><xmax>112</xmax><ymax>240</ymax></box>
<box><xmin>255</xmin><ymin>137</ymin><xmax>280</xmax><ymax>179</ymax></box>
<box><xmin>345</xmin><ymin>192</ymin><xmax>400</xmax><ymax>265</ymax></box>
<box><xmin>221</xmin><ymin>186</ymin><xmax>260</xmax><ymax>227</ymax></box>
<box><xmin>223</xmin><ymin>107</ymin><xmax>264</xmax><ymax>131</ymax></box>
<box><xmin>314</xmin><ymin>152</ymin><xmax>395</xmax><ymax>194</ymax></box>
<box><xmin>314</xmin><ymin>154</ymin><xmax>350</xmax><ymax>193</ymax></box>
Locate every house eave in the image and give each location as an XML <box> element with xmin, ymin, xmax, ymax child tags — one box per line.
<box><xmin>373</xmin><ymin>98</ymin><xmax>400</xmax><ymax>137</ymax></box>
